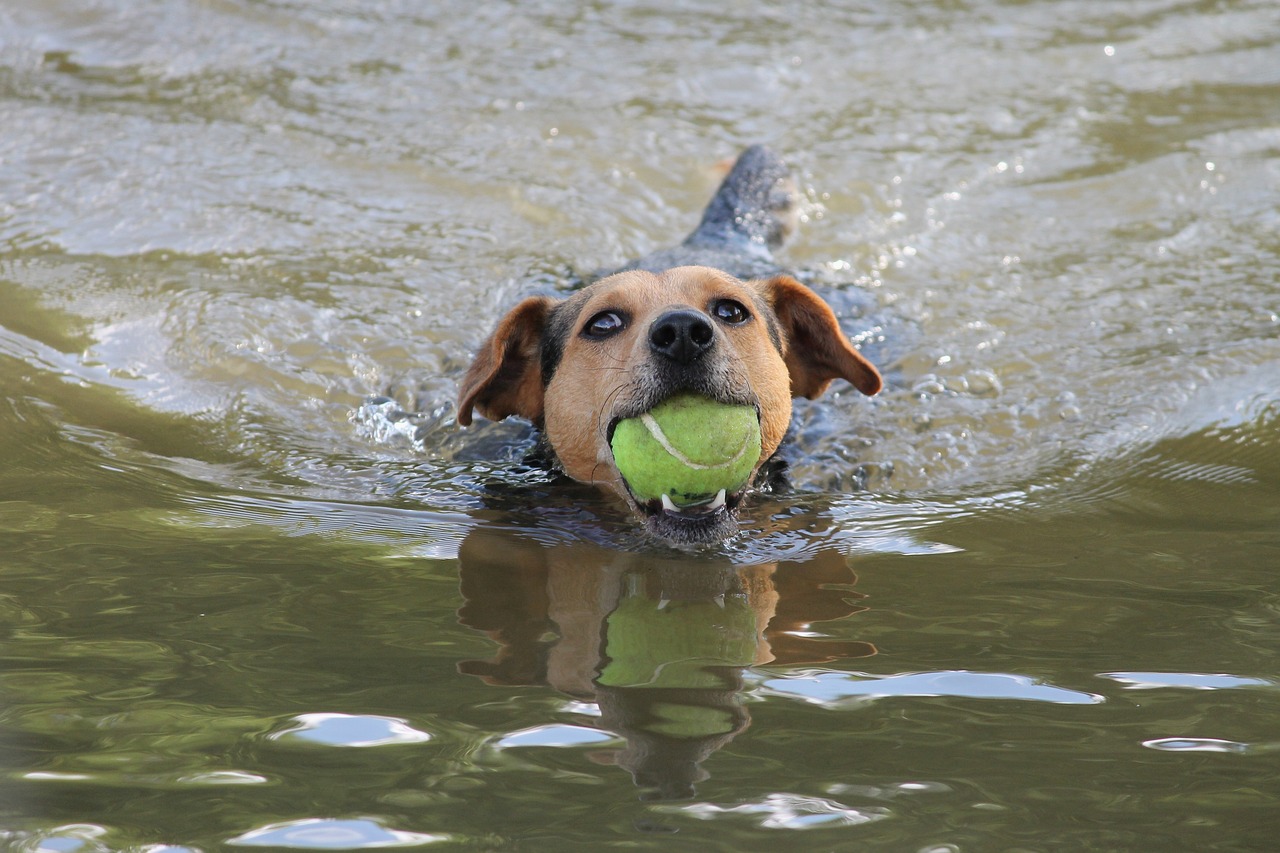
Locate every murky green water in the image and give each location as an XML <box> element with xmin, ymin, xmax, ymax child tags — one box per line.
<box><xmin>3</xmin><ymin>1</ymin><xmax>1279</xmax><ymax>850</ymax></box>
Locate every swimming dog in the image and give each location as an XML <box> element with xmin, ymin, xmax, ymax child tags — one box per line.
<box><xmin>456</xmin><ymin>146</ymin><xmax>882</xmax><ymax>543</ymax></box>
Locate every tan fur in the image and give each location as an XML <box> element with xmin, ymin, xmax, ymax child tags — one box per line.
<box><xmin>456</xmin><ymin>296</ymin><xmax>554</xmax><ymax>426</ymax></box>
<box><xmin>457</xmin><ymin>265</ymin><xmax>880</xmax><ymax>517</ymax></box>
<box><xmin>754</xmin><ymin>275</ymin><xmax>883</xmax><ymax>399</ymax></box>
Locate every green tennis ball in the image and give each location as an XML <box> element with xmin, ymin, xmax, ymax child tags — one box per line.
<box><xmin>610</xmin><ymin>393</ymin><xmax>761</xmax><ymax>507</ymax></box>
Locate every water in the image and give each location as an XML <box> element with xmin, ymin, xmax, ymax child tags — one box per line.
<box><xmin>2</xmin><ymin>0</ymin><xmax>1279</xmax><ymax>850</ymax></box>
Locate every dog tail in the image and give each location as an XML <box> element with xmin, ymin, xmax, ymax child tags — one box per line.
<box><xmin>682</xmin><ymin>145</ymin><xmax>798</xmax><ymax>259</ymax></box>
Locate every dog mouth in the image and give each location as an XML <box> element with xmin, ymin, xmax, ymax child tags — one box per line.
<box><xmin>605</xmin><ymin>405</ymin><xmax>755</xmax><ymax>544</ymax></box>
<box><xmin>629</xmin><ymin>486</ymin><xmax>745</xmax><ymax>544</ymax></box>
<box><xmin>640</xmin><ymin>487</ymin><xmax>743</xmax><ymax>519</ymax></box>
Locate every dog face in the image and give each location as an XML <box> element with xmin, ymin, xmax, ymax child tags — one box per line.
<box><xmin>457</xmin><ymin>266</ymin><xmax>881</xmax><ymax>543</ymax></box>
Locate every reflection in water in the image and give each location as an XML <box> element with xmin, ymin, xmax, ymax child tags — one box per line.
<box><xmin>455</xmin><ymin>526</ymin><xmax>873</xmax><ymax>799</ymax></box>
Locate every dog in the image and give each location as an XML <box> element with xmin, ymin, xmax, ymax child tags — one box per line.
<box><xmin>456</xmin><ymin>146</ymin><xmax>882</xmax><ymax>544</ymax></box>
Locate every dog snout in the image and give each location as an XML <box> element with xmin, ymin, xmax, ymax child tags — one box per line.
<box><xmin>649</xmin><ymin>309</ymin><xmax>715</xmax><ymax>365</ymax></box>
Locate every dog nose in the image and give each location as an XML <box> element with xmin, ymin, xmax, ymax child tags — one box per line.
<box><xmin>649</xmin><ymin>309</ymin><xmax>715</xmax><ymax>364</ymax></box>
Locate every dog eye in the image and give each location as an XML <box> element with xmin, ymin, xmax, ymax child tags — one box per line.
<box><xmin>712</xmin><ymin>299</ymin><xmax>750</xmax><ymax>325</ymax></box>
<box><xmin>583</xmin><ymin>311</ymin><xmax>625</xmax><ymax>338</ymax></box>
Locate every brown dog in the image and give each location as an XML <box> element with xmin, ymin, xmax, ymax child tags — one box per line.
<box><xmin>457</xmin><ymin>266</ymin><xmax>881</xmax><ymax>541</ymax></box>
<box><xmin>457</xmin><ymin>150</ymin><xmax>882</xmax><ymax>543</ymax></box>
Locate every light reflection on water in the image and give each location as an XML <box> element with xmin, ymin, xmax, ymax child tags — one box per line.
<box><xmin>757</xmin><ymin>670</ymin><xmax>1105</xmax><ymax>707</ymax></box>
<box><xmin>227</xmin><ymin>818</ymin><xmax>449</xmax><ymax>849</ymax></box>
<box><xmin>268</xmin><ymin>713</ymin><xmax>434</xmax><ymax>748</ymax></box>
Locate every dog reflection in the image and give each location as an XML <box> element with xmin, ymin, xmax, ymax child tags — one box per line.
<box><xmin>456</xmin><ymin>528</ymin><xmax>873</xmax><ymax>799</ymax></box>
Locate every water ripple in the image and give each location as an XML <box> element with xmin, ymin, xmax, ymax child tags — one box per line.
<box><xmin>1142</xmin><ymin>737</ymin><xmax>1250</xmax><ymax>754</ymax></box>
<box><xmin>759</xmin><ymin>670</ymin><xmax>1104</xmax><ymax>707</ymax></box>
<box><xmin>227</xmin><ymin>818</ymin><xmax>448</xmax><ymax>849</ymax></box>
<box><xmin>268</xmin><ymin>713</ymin><xmax>433</xmax><ymax>748</ymax></box>
<box><xmin>494</xmin><ymin>724</ymin><xmax>617</xmax><ymax>749</ymax></box>
<box><xmin>663</xmin><ymin>792</ymin><xmax>890</xmax><ymax>830</ymax></box>
<box><xmin>1100</xmin><ymin>671</ymin><xmax>1276</xmax><ymax>691</ymax></box>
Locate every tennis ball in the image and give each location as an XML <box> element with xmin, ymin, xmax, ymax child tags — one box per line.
<box><xmin>610</xmin><ymin>393</ymin><xmax>761</xmax><ymax>507</ymax></box>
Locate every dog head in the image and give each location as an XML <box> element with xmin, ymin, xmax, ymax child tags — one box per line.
<box><xmin>457</xmin><ymin>266</ymin><xmax>881</xmax><ymax>543</ymax></box>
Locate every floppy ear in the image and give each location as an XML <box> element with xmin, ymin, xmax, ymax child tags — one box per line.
<box><xmin>457</xmin><ymin>296</ymin><xmax>556</xmax><ymax>426</ymax></box>
<box><xmin>755</xmin><ymin>275</ymin><xmax>882</xmax><ymax>399</ymax></box>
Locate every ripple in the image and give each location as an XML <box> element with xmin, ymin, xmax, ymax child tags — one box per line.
<box><xmin>663</xmin><ymin>793</ymin><xmax>890</xmax><ymax>829</ymax></box>
<box><xmin>1101</xmin><ymin>671</ymin><xmax>1276</xmax><ymax>691</ymax></box>
<box><xmin>22</xmin><ymin>771</ymin><xmax>95</xmax><ymax>782</ymax></box>
<box><xmin>13</xmin><ymin>823</ymin><xmax>109</xmax><ymax>852</ymax></box>
<box><xmin>760</xmin><ymin>670</ymin><xmax>1104</xmax><ymax>707</ymax></box>
<box><xmin>177</xmin><ymin>770</ymin><xmax>270</xmax><ymax>785</ymax></box>
<box><xmin>827</xmin><ymin>780</ymin><xmax>952</xmax><ymax>801</ymax></box>
<box><xmin>268</xmin><ymin>713</ymin><xmax>433</xmax><ymax>748</ymax></box>
<box><xmin>494</xmin><ymin>724</ymin><xmax>617</xmax><ymax>749</ymax></box>
<box><xmin>1143</xmin><ymin>737</ymin><xmax>1250</xmax><ymax>754</ymax></box>
<box><xmin>182</xmin><ymin>494</ymin><xmax>474</xmax><ymax>561</ymax></box>
<box><xmin>23</xmin><ymin>768</ymin><xmax>270</xmax><ymax>788</ymax></box>
<box><xmin>227</xmin><ymin>818</ymin><xmax>447</xmax><ymax>849</ymax></box>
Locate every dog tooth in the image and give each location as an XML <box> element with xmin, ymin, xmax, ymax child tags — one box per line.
<box><xmin>711</xmin><ymin>594</ymin><xmax>725</xmax><ymax>609</ymax></box>
<box><xmin>657</xmin><ymin>598</ymin><xmax>671</xmax><ymax>610</ymax></box>
<box><xmin>661</xmin><ymin>494</ymin><xmax>678</xmax><ymax>513</ymax></box>
<box><xmin>708</xmin><ymin>489</ymin><xmax>727</xmax><ymax>511</ymax></box>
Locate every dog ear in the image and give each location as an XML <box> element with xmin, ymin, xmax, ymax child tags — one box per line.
<box><xmin>457</xmin><ymin>296</ymin><xmax>556</xmax><ymax>426</ymax></box>
<box><xmin>755</xmin><ymin>275</ymin><xmax>882</xmax><ymax>399</ymax></box>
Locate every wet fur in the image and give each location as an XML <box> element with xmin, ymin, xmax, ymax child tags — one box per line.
<box><xmin>457</xmin><ymin>148</ymin><xmax>882</xmax><ymax>543</ymax></box>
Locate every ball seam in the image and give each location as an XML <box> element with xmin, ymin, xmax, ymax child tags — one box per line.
<box><xmin>639</xmin><ymin>412</ymin><xmax>751</xmax><ymax>471</ymax></box>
